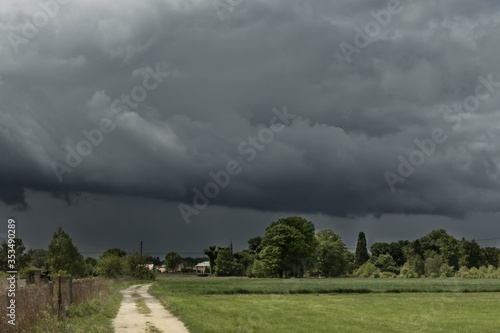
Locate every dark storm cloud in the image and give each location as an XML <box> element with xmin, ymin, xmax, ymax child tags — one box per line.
<box><xmin>1</xmin><ymin>0</ymin><xmax>500</xmax><ymax>220</ymax></box>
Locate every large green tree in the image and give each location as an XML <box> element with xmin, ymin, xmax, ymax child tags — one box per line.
<box><xmin>483</xmin><ymin>247</ymin><xmax>500</xmax><ymax>268</ymax></box>
<box><xmin>95</xmin><ymin>253</ymin><xmax>125</xmax><ymax>278</ymax></box>
<box><xmin>315</xmin><ymin>230</ymin><xmax>347</xmax><ymax>277</ymax></box>
<box><xmin>47</xmin><ymin>227</ymin><xmax>85</xmax><ymax>276</ymax></box>
<box><xmin>458</xmin><ymin>238</ymin><xmax>484</xmax><ymax>268</ymax></box>
<box><xmin>355</xmin><ymin>232</ymin><xmax>369</xmax><ymax>267</ymax></box>
<box><xmin>418</xmin><ymin>229</ymin><xmax>459</xmax><ymax>268</ymax></box>
<box><xmin>247</xmin><ymin>236</ymin><xmax>262</xmax><ymax>254</ymax></box>
<box><xmin>264</xmin><ymin>216</ymin><xmax>317</xmax><ymax>276</ymax></box>
<box><xmin>267</xmin><ymin>217</ymin><xmax>316</xmax><ymax>246</ymax></box>
<box><xmin>165</xmin><ymin>252</ymin><xmax>183</xmax><ymax>271</ymax></box>
<box><xmin>257</xmin><ymin>223</ymin><xmax>309</xmax><ymax>278</ymax></box>
<box><xmin>370</xmin><ymin>242</ymin><xmax>391</xmax><ymax>258</ymax></box>
<box><xmin>370</xmin><ymin>241</ymin><xmax>407</xmax><ymax>267</ymax></box>
<box><xmin>215</xmin><ymin>247</ymin><xmax>239</xmax><ymax>276</ymax></box>
<box><xmin>234</xmin><ymin>250</ymin><xmax>254</xmax><ymax>276</ymax></box>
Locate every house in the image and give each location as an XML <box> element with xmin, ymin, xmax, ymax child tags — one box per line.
<box><xmin>194</xmin><ymin>261</ymin><xmax>211</xmax><ymax>273</ymax></box>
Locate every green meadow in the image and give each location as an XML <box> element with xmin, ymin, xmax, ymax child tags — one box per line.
<box><xmin>149</xmin><ymin>276</ymin><xmax>500</xmax><ymax>333</ymax></box>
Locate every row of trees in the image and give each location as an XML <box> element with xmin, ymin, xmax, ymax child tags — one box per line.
<box><xmin>0</xmin><ymin>227</ymin><xmax>89</xmax><ymax>277</ymax></box>
<box><xmin>0</xmin><ymin>227</ymin><xmax>155</xmax><ymax>280</ymax></box>
<box><xmin>200</xmin><ymin>217</ymin><xmax>500</xmax><ymax>278</ymax></box>
<box><xmin>3</xmin><ymin>219</ymin><xmax>499</xmax><ymax>280</ymax></box>
<box><xmin>355</xmin><ymin>229</ymin><xmax>500</xmax><ymax>278</ymax></box>
<box><xmin>202</xmin><ymin>217</ymin><xmax>351</xmax><ymax>278</ymax></box>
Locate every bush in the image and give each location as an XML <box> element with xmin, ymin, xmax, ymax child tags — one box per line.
<box><xmin>95</xmin><ymin>255</ymin><xmax>126</xmax><ymax>278</ymax></box>
<box><xmin>130</xmin><ymin>266</ymin><xmax>156</xmax><ymax>280</ymax></box>
<box><xmin>20</xmin><ymin>265</ymin><xmax>38</xmax><ymax>282</ymax></box>
<box><xmin>399</xmin><ymin>262</ymin><xmax>418</xmax><ymax>278</ymax></box>
<box><xmin>371</xmin><ymin>254</ymin><xmax>400</xmax><ymax>275</ymax></box>
<box><xmin>379</xmin><ymin>272</ymin><xmax>396</xmax><ymax>278</ymax></box>
<box><xmin>399</xmin><ymin>256</ymin><xmax>425</xmax><ymax>278</ymax></box>
<box><xmin>126</xmin><ymin>252</ymin><xmax>155</xmax><ymax>280</ymax></box>
<box><xmin>252</xmin><ymin>259</ymin><xmax>276</xmax><ymax>278</ymax></box>
<box><xmin>455</xmin><ymin>266</ymin><xmax>471</xmax><ymax>278</ymax></box>
<box><xmin>454</xmin><ymin>266</ymin><xmax>500</xmax><ymax>279</ymax></box>
<box><xmin>354</xmin><ymin>262</ymin><xmax>379</xmax><ymax>278</ymax></box>
<box><xmin>439</xmin><ymin>263</ymin><xmax>455</xmax><ymax>277</ymax></box>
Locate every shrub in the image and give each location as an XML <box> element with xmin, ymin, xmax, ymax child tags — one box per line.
<box><xmin>439</xmin><ymin>263</ymin><xmax>455</xmax><ymax>277</ymax></box>
<box><xmin>379</xmin><ymin>272</ymin><xmax>396</xmax><ymax>278</ymax></box>
<box><xmin>20</xmin><ymin>265</ymin><xmax>38</xmax><ymax>282</ymax></box>
<box><xmin>252</xmin><ymin>259</ymin><xmax>276</xmax><ymax>278</ymax></box>
<box><xmin>372</xmin><ymin>254</ymin><xmax>400</xmax><ymax>274</ymax></box>
<box><xmin>95</xmin><ymin>255</ymin><xmax>125</xmax><ymax>278</ymax></box>
<box><xmin>126</xmin><ymin>252</ymin><xmax>155</xmax><ymax>280</ymax></box>
<box><xmin>399</xmin><ymin>262</ymin><xmax>418</xmax><ymax>278</ymax></box>
<box><xmin>455</xmin><ymin>266</ymin><xmax>471</xmax><ymax>278</ymax></box>
<box><xmin>354</xmin><ymin>262</ymin><xmax>379</xmax><ymax>278</ymax></box>
<box><xmin>399</xmin><ymin>256</ymin><xmax>425</xmax><ymax>278</ymax></box>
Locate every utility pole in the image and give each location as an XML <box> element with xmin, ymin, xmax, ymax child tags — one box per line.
<box><xmin>140</xmin><ymin>240</ymin><xmax>143</xmax><ymax>257</ymax></box>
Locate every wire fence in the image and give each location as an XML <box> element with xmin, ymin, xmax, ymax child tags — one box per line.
<box><xmin>0</xmin><ymin>275</ymin><xmax>111</xmax><ymax>332</ymax></box>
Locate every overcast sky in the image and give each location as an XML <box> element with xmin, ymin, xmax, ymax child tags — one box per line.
<box><xmin>1</xmin><ymin>0</ymin><xmax>500</xmax><ymax>257</ymax></box>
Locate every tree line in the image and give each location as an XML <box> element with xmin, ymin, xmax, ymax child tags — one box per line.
<box><xmin>0</xmin><ymin>227</ymin><xmax>156</xmax><ymax>280</ymax></box>
<box><xmin>3</xmin><ymin>219</ymin><xmax>500</xmax><ymax>280</ymax></box>
<box><xmin>199</xmin><ymin>217</ymin><xmax>500</xmax><ymax>278</ymax></box>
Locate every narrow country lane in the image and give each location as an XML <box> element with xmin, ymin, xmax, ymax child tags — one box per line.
<box><xmin>113</xmin><ymin>284</ymin><xmax>190</xmax><ymax>333</ymax></box>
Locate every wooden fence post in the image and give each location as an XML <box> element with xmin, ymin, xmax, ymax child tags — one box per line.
<box><xmin>49</xmin><ymin>281</ymin><xmax>53</xmax><ymax>314</ymax></box>
<box><xmin>69</xmin><ymin>276</ymin><xmax>73</xmax><ymax>305</ymax></box>
<box><xmin>57</xmin><ymin>275</ymin><xmax>61</xmax><ymax>319</ymax></box>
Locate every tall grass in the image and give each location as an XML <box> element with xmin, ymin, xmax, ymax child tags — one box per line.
<box><xmin>151</xmin><ymin>275</ymin><xmax>500</xmax><ymax>295</ymax></box>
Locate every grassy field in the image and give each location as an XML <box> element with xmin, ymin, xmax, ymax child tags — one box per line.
<box><xmin>149</xmin><ymin>276</ymin><xmax>500</xmax><ymax>333</ymax></box>
<box><xmin>151</xmin><ymin>275</ymin><xmax>500</xmax><ymax>294</ymax></box>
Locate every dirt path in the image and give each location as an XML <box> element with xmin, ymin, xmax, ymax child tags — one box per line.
<box><xmin>113</xmin><ymin>283</ymin><xmax>190</xmax><ymax>333</ymax></box>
